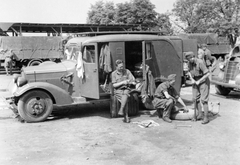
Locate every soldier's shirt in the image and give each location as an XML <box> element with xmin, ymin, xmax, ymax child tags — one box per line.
<box><xmin>203</xmin><ymin>49</ymin><xmax>214</xmax><ymax>67</ymax></box>
<box><xmin>154</xmin><ymin>81</ymin><xmax>179</xmax><ymax>100</ymax></box>
<box><xmin>111</xmin><ymin>69</ymin><xmax>135</xmax><ymax>90</ymax></box>
<box><xmin>189</xmin><ymin>58</ymin><xmax>209</xmax><ymax>79</ymax></box>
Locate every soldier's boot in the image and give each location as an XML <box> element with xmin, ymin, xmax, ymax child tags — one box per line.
<box><xmin>162</xmin><ymin>99</ymin><xmax>174</xmax><ymax>123</ymax></box>
<box><xmin>196</xmin><ymin>102</ymin><xmax>203</xmax><ymax>120</ymax></box>
<box><xmin>157</xmin><ymin>108</ymin><xmax>163</xmax><ymax>118</ymax></box>
<box><xmin>202</xmin><ymin>103</ymin><xmax>209</xmax><ymax>124</ymax></box>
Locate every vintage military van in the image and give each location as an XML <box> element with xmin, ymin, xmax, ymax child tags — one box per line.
<box><xmin>211</xmin><ymin>45</ymin><xmax>240</xmax><ymax>95</ymax></box>
<box><xmin>6</xmin><ymin>32</ymin><xmax>195</xmax><ymax>122</ymax></box>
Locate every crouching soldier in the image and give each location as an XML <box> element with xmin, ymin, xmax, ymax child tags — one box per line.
<box><xmin>111</xmin><ymin>59</ymin><xmax>136</xmax><ymax>123</ymax></box>
<box><xmin>152</xmin><ymin>74</ymin><xmax>188</xmax><ymax>123</ymax></box>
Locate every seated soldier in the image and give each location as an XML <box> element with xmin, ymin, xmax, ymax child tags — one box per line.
<box><xmin>152</xmin><ymin>74</ymin><xmax>189</xmax><ymax>123</ymax></box>
<box><xmin>111</xmin><ymin>59</ymin><xmax>136</xmax><ymax>123</ymax></box>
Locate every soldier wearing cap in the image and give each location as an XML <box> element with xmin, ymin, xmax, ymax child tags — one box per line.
<box><xmin>185</xmin><ymin>51</ymin><xmax>210</xmax><ymax>124</ymax></box>
<box><xmin>200</xmin><ymin>44</ymin><xmax>216</xmax><ymax>69</ymax></box>
<box><xmin>152</xmin><ymin>74</ymin><xmax>189</xmax><ymax>123</ymax></box>
<box><xmin>111</xmin><ymin>59</ymin><xmax>136</xmax><ymax>123</ymax></box>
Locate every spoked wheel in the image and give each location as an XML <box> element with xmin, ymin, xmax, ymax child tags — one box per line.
<box><xmin>18</xmin><ymin>90</ymin><xmax>53</xmax><ymax>122</ymax></box>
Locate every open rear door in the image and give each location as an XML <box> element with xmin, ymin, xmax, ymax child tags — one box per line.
<box><xmin>80</xmin><ymin>44</ymin><xmax>100</xmax><ymax>99</ymax></box>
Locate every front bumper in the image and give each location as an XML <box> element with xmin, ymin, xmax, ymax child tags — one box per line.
<box><xmin>5</xmin><ymin>96</ymin><xmax>18</xmax><ymax>114</ymax></box>
<box><xmin>211</xmin><ymin>79</ymin><xmax>240</xmax><ymax>90</ymax></box>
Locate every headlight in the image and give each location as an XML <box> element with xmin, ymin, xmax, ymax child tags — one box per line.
<box><xmin>13</xmin><ymin>74</ymin><xmax>21</xmax><ymax>83</ymax></box>
<box><xmin>17</xmin><ymin>77</ymin><xmax>28</xmax><ymax>87</ymax></box>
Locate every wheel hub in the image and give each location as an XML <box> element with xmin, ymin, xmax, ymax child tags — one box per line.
<box><xmin>28</xmin><ymin>100</ymin><xmax>46</xmax><ymax>116</ymax></box>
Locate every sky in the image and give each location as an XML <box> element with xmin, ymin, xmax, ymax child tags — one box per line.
<box><xmin>0</xmin><ymin>0</ymin><xmax>176</xmax><ymax>24</ymax></box>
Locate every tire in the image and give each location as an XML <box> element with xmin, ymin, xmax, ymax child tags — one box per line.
<box><xmin>170</xmin><ymin>109</ymin><xmax>196</xmax><ymax>120</ymax></box>
<box><xmin>28</xmin><ymin>60</ymin><xmax>42</xmax><ymax>66</ymax></box>
<box><xmin>18</xmin><ymin>90</ymin><xmax>53</xmax><ymax>122</ymax></box>
<box><xmin>215</xmin><ymin>85</ymin><xmax>231</xmax><ymax>96</ymax></box>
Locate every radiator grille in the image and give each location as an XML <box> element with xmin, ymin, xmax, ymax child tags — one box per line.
<box><xmin>224</xmin><ymin>61</ymin><xmax>238</xmax><ymax>82</ymax></box>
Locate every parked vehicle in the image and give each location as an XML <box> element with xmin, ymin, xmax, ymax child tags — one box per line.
<box><xmin>180</xmin><ymin>33</ymin><xmax>231</xmax><ymax>59</ymax></box>
<box><xmin>6</xmin><ymin>32</ymin><xmax>196</xmax><ymax>122</ymax></box>
<box><xmin>0</xmin><ymin>36</ymin><xmax>63</xmax><ymax>70</ymax></box>
<box><xmin>211</xmin><ymin>45</ymin><xmax>240</xmax><ymax>95</ymax></box>
<box><xmin>168</xmin><ymin>36</ymin><xmax>198</xmax><ymax>85</ymax></box>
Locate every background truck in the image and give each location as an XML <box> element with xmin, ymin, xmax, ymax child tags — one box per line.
<box><xmin>0</xmin><ymin>36</ymin><xmax>63</xmax><ymax>72</ymax></box>
<box><xmin>180</xmin><ymin>33</ymin><xmax>231</xmax><ymax>59</ymax></box>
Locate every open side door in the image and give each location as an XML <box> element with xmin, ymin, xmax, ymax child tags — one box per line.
<box><xmin>80</xmin><ymin>43</ymin><xmax>100</xmax><ymax>99</ymax></box>
<box><xmin>152</xmin><ymin>40</ymin><xmax>182</xmax><ymax>92</ymax></box>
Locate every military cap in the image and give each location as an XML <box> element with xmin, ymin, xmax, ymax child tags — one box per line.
<box><xmin>184</xmin><ymin>51</ymin><xmax>194</xmax><ymax>59</ymax></box>
<box><xmin>168</xmin><ymin>74</ymin><xmax>176</xmax><ymax>81</ymax></box>
<box><xmin>115</xmin><ymin>59</ymin><xmax>123</xmax><ymax>66</ymax></box>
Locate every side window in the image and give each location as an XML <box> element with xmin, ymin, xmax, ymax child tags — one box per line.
<box><xmin>64</xmin><ymin>46</ymin><xmax>79</xmax><ymax>60</ymax></box>
<box><xmin>145</xmin><ymin>43</ymin><xmax>152</xmax><ymax>60</ymax></box>
<box><xmin>83</xmin><ymin>45</ymin><xmax>95</xmax><ymax>63</ymax></box>
<box><xmin>71</xmin><ymin>47</ymin><xmax>80</xmax><ymax>61</ymax></box>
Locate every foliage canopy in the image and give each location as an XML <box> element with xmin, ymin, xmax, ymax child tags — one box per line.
<box><xmin>87</xmin><ymin>0</ymin><xmax>172</xmax><ymax>34</ymax></box>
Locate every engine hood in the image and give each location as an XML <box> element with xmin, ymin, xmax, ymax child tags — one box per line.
<box><xmin>23</xmin><ymin>60</ymin><xmax>77</xmax><ymax>74</ymax></box>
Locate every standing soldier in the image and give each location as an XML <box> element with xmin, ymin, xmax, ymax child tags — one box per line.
<box><xmin>185</xmin><ymin>51</ymin><xmax>210</xmax><ymax>124</ymax></box>
<box><xmin>4</xmin><ymin>49</ymin><xmax>18</xmax><ymax>76</ymax></box>
<box><xmin>201</xmin><ymin>44</ymin><xmax>216</xmax><ymax>69</ymax></box>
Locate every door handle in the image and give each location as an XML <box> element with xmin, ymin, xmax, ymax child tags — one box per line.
<box><xmin>93</xmin><ymin>69</ymin><xmax>97</xmax><ymax>72</ymax></box>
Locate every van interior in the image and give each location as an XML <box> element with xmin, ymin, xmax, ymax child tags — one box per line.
<box><xmin>98</xmin><ymin>41</ymin><xmax>143</xmax><ymax>94</ymax></box>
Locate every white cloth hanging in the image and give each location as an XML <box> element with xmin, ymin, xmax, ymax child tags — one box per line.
<box><xmin>76</xmin><ymin>51</ymin><xmax>84</xmax><ymax>78</ymax></box>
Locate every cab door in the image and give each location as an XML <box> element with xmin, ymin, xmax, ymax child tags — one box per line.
<box><xmin>80</xmin><ymin>44</ymin><xmax>100</xmax><ymax>99</ymax></box>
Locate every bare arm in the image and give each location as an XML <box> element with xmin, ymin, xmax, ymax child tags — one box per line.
<box><xmin>187</xmin><ymin>72</ymin><xmax>196</xmax><ymax>84</ymax></box>
<box><xmin>112</xmin><ymin>80</ymin><xmax>128</xmax><ymax>88</ymax></box>
<box><xmin>177</xmin><ymin>97</ymin><xmax>188</xmax><ymax>111</ymax></box>
<box><xmin>196</xmin><ymin>72</ymin><xmax>210</xmax><ymax>85</ymax></box>
<box><xmin>163</xmin><ymin>91</ymin><xmax>171</xmax><ymax>99</ymax></box>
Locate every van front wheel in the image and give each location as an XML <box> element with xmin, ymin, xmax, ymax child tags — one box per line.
<box><xmin>18</xmin><ymin>90</ymin><xmax>53</xmax><ymax>122</ymax></box>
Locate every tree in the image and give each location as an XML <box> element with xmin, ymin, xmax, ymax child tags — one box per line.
<box><xmin>87</xmin><ymin>0</ymin><xmax>173</xmax><ymax>33</ymax></box>
<box><xmin>115</xmin><ymin>2</ymin><xmax>133</xmax><ymax>24</ymax></box>
<box><xmin>171</xmin><ymin>0</ymin><xmax>240</xmax><ymax>34</ymax></box>
<box><xmin>87</xmin><ymin>1</ymin><xmax>115</xmax><ymax>24</ymax></box>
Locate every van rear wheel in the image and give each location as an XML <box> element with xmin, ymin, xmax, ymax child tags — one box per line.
<box><xmin>215</xmin><ymin>85</ymin><xmax>231</xmax><ymax>96</ymax></box>
<box><xmin>18</xmin><ymin>90</ymin><xmax>53</xmax><ymax>122</ymax></box>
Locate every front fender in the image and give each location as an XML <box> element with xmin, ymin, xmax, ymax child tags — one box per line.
<box><xmin>14</xmin><ymin>82</ymin><xmax>73</xmax><ymax>105</ymax></box>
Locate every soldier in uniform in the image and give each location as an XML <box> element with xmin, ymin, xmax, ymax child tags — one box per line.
<box><xmin>185</xmin><ymin>51</ymin><xmax>210</xmax><ymax>124</ymax></box>
<box><xmin>152</xmin><ymin>74</ymin><xmax>188</xmax><ymax>123</ymax></box>
<box><xmin>201</xmin><ymin>44</ymin><xmax>216</xmax><ymax>69</ymax></box>
<box><xmin>111</xmin><ymin>59</ymin><xmax>136</xmax><ymax>123</ymax></box>
<box><xmin>4</xmin><ymin>49</ymin><xmax>18</xmax><ymax>76</ymax></box>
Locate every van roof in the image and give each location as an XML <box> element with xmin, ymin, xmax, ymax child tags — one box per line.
<box><xmin>67</xmin><ymin>34</ymin><xmax>173</xmax><ymax>46</ymax></box>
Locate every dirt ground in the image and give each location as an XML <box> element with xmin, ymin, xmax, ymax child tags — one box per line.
<box><xmin>0</xmin><ymin>74</ymin><xmax>240</xmax><ymax>165</ymax></box>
